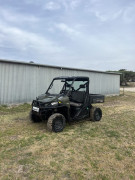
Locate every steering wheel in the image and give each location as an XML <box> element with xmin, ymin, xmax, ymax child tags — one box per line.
<box><xmin>72</xmin><ymin>87</ymin><xmax>75</xmax><ymax>92</ymax></box>
<box><xmin>60</xmin><ymin>90</ymin><xmax>65</xmax><ymax>94</ymax></box>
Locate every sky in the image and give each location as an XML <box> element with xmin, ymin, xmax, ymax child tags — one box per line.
<box><xmin>0</xmin><ymin>0</ymin><xmax>135</xmax><ymax>71</ymax></box>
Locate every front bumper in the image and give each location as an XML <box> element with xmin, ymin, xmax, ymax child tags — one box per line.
<box><xmin>32</xmin><ymin>100</ymin><xmax>59</xmax><ymax>120</ymax></box>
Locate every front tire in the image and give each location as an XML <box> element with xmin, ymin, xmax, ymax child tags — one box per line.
<box><xmin>90</xmin><ymin>107</ymin><xmax>102</xmax><ymax>121</ymax></box>
<box><xmin>47</xmin><ymin>113</ymin><xmax>66</xmax><ymax>132</ymax></box>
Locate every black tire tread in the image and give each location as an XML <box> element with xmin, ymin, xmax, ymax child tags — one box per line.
<box><xmin>90</xmin><ymin>107</ymin><xmax>102</xmax><ymax>121</ymax></box>
<box><xmin>47</xmin><ymin>113</ymin><xmax>66</xmax><ymax>132</ymax></box>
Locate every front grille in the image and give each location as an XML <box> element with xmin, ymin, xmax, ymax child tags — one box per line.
<box><xmin>33</xmin><ymin>100</ymin><xmax>48</xmax><ymax>108</ymax></box>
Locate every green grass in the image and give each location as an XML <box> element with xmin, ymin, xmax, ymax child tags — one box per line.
<box><xmin>0</xmin><ymin>92</ymin><xmax>135</xmax><ymax>180</ymax></box>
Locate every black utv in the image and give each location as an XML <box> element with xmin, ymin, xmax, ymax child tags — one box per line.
<box><xmin>30</xmin><ymin>76</ymin><xmax>104</xmax><ymax>132</ymax></box>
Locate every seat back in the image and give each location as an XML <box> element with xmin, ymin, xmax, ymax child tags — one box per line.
<box><xmin>70</xmin><ymin>91</ymin><xmax>86</xmax><ymax>103</ymax></box>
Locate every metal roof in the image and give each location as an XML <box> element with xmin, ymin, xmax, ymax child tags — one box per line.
<box><xmin>54</xmin><ymin>76</ymin><xmax>89</xmax><ymax>81</ymax></box>
<box><xmin>0</xmin><ymin>59</ymin><xmax>121</xmax><ymax>75</ymax></box>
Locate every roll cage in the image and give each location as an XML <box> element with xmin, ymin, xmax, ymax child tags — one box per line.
<box><xmin>46</xmin><ymin>76</ymin><xmax>89</xmax><ymax>95</ymax></box>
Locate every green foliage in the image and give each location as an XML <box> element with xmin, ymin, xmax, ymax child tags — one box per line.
<box><xmin>119</xmin><ymin>69</ymin><xmax>135</xmax><ymax>83</ymax></box>
<box><xmin>107</xmin><ymin>69</ymin><xmax>135</xmax><ymax>85</ymax></box>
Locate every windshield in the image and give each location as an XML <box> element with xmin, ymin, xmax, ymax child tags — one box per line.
<box><xmin>46</xmin><ymin>79</ymin><xmax>73</xmax><ymax>95</ymax></box>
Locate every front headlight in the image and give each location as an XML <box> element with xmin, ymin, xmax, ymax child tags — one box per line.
<box><xmin>51</xmin><ymin>102</ymin><xmax>58</xmax><ymax>106</ymax></box>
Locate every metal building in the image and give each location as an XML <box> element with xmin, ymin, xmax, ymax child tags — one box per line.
<box><xmin>0</xmin><ymin>59</ymin><xmax>120</xmax><ymax>105</ymax></box>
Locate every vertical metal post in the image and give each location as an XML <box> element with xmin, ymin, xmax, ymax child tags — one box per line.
<box><xmin>123</xmin><ymin>86</ymin><xmax>124</xmax><ymax>95</ymax></box>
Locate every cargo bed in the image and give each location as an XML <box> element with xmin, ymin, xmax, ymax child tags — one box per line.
<box><xmin>89</xmin><ymin>94</ymin><xmax>104</xmax><ymax>104</ymax></box>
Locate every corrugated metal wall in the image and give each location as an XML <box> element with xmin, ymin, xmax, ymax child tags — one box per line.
<box><xmin>0</xmin><ymin>60</ymin><xmax>120</xmax><ymax>104</ymax></box>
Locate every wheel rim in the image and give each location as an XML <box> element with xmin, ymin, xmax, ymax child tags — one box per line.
<box><xmin>53</xmin><ymin>117</ymin><xmax>63</xmax><ymax>132</ymax></box>
<box><xmin>95</xmin><ymin>110</ymin><xmax>101</xmax><ymax>121</ymax></box>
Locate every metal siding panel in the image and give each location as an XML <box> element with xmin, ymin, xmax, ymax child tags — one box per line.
<box><xmin>0</xmin><ymin>61</ymin><xmax>120</xmax><ymax>104</ymax></box>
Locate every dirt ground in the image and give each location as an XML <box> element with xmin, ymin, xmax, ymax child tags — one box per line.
<box><xmin>0</xmin><ymin>92</ymin><xmax>135</xmax><ymax>180</ymax></box>
<box><xmin>120</xmin><ymin>87</ymin><xmax>135</xmax><ymax>92</ymax></box>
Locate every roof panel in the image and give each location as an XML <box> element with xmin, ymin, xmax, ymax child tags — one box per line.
<box><xmin>0</xmin><ymin>59</ymin><xmax>121</xmax><ymax>75</ymax></box>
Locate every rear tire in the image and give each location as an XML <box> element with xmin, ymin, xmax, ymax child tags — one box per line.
<box><xmin>90</xmin><ymin>107</ymin><xmax>102</xmax><ymax>121</ymax></box>
<box><xmin>29</xmin><ymin>110</ymin><xmax>41</xmax><ymax>123</ymax></box>
<box><xmin>47</xmin><ymin>113</ymin><xmax>66</xmax><ymax>132</ymax></box>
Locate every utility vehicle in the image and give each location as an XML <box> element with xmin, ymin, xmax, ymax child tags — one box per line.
<box><xmin>30</xmin><ymin>76</ymin><xmax>104</xmax><ymax>132</ymax></box>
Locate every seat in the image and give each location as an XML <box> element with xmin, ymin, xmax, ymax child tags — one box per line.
<box><xmin>70</xmin><ymin>101</ymin><xmax>82</xmax><ymax>107</ymax></box>
<box><xmin>69</xmin><ymin>91</ymin><xmax>86</xmax><ymax>107</ymax></box>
